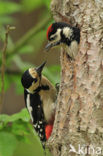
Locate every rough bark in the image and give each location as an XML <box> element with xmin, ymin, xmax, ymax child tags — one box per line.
<box><xmin>47</xmin><ymin>0</ymin><xmax>103</xmax><ymax>156</ymax></box>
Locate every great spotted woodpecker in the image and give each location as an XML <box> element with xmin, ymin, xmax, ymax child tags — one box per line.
<box><xmin>45</xmin><ymin>22</ymin><xmax>80</xmax><ymax>59</ymax></box>
<box><xmin>21</xmin><ymin>62</ymin><xmax>57</xmax><ymax>146</ymax></box>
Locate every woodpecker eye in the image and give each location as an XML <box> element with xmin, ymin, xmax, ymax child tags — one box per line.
<box><xmin>50</xmin><ymin>36</ymin><xmax>56</xmax><ymax>41</ymax></box>
<box><xmin>34</xmin><ymin>78</ymin><xmax>37</xmax><ymax>83</ymax></box>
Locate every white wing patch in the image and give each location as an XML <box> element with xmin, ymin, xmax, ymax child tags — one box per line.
<box><xmin>63</xmin><ymin>27</ymin><xmax>73</xmax><ymax>39</ymax></box>
<box><xmin>26</xmin><ymin>94</ymin><xmax>33</xmax><ymax>122</ymax></box>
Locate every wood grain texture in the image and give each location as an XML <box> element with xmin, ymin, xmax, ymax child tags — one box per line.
<box><xmin>47</xmin><ymin>0</ymin><xmax>103</xmax><ymax>155</ymax></box>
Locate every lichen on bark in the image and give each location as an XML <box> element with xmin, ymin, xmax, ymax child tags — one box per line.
<box><xmin>47</xmin><ymin>0</ymin><xmax>103</xmax><ymax>156</ymax></box>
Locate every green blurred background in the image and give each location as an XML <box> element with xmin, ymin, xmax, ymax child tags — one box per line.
<box><xmin>0</xmin><ymin>0</ymin><xmax>60</xmax><ymax>156</ymax></box>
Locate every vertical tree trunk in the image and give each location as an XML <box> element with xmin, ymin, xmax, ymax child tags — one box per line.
<box><xmin>47</xmin><ymin>0</ymin><xmax>103</xmax><ymax>155</ymax></box>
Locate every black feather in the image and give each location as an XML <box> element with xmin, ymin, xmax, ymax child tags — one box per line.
<box><xmin>21</xmin><ymin>70</ymin><xmax>34</xmax><ymax>89</ymax></box>
<box><xmin>24</xmin><ymin>85</ymin><xmax>50</xmax><ymax>144</ymax></box>
<box><xmin>24</xmin><ymin>89</ymin><xmax>46</xmax><ymax>142</ymax></box>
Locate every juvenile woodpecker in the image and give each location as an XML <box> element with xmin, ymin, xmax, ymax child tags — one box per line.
<box><xmin>21</xmin><ymin>62</ymin><xmax>57</xmax><ymax>145</ymax></box>
<box><xmin>45</xmin><ymin>22</ymin><xmax>80</xmax><ymax>59</ymax></box>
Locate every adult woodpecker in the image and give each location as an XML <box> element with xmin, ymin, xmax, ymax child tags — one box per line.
<box><xmin>21</xmin><ymin>62</ymin><xmax>57</xmax><ymax>146</ymax></box>
<box><xmin>45</xmin><ymin>22</ymin><xmax>80</xmax><ymax>59</ymax></box>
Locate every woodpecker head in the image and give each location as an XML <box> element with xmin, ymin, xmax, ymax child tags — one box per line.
<box><xmin>21</xmin><ymin>62</ymin><xmax>46</xmax><ymax>93</ymax></box>
<box><xmin>45</xmin><ymin>22</ymin><xmax>80</xmax><ymax>50</ymax></box>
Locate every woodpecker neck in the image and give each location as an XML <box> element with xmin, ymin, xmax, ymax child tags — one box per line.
<box><xmin>26</xmin><ymin>76</ymin><xmax>52</xmax><ymax>94</ymax></box>
<box><xmin>61</xmin><ymin>30</ymin><xmax>71</xmax><ymax>46</ymax></box>
<box><xmin>34</xmin><ymin>85</ymin><xmax>49</xmax><ymax>93</ymax></box>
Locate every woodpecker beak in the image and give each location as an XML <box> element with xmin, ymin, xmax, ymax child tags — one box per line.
<box><xmin>35</xmin><ymin>61</ymin><xmax>46</xmax><ymax>76</ymax></box>
<box><xmin>45</xmin><ymin>41</ymin><xmax>60</xmax><ymax>51</ymax></box>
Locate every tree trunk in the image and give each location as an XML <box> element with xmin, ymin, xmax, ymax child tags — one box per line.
<box><xmin>47</xmin><ymin>0</ymin><xmax>103</xmax><ymax>155</ymax></box>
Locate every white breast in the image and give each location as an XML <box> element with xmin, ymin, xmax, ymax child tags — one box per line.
<box><xmin>40</xmin><ymin>91</ymin><xmax>56</xmax><ymax>123</ymax></box>
<box><xmin>66</xmin><ymin>41</ymin><xmax>79</xmax><ymax>58</ymax></box>
<box><xmin>43</xmin><ymin>98</ymin><xmax>55</xmax><ymax>123</ymax></box>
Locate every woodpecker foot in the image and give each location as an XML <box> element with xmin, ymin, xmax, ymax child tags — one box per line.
<box><xmin>66</xmin><ymin>53</ymin><xmax>74</xmax><ymax>61</ymax></box>
<box><xmin>55</xmin><ymin>83</ymin><xmax>60</xmax><ymax>94</ymax></box>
